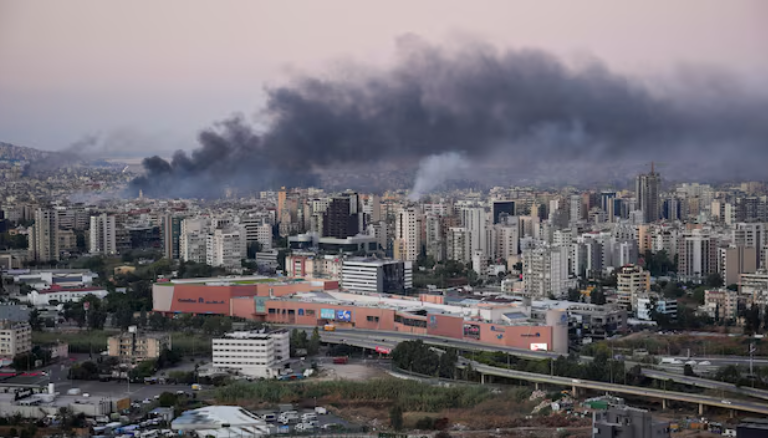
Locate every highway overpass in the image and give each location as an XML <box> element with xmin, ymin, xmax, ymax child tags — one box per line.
<box><xmin>318</xmin><ymin>330</ymin><xmax>768</xmax><ymax>416</ymax></box>
<box><xmin>641</xmin><ymin>368</ymin><xmax>768</xmax><ymax>402</ymax></box>
<box><xmin>458</xmin><ymin>360</ymin><xmax>768</xmax><ymax>416</ymax></box>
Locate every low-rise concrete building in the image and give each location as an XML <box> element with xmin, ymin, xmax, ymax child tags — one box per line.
<box><xmin>0</xmin><ymin>320</ymin><xmax>31</xmax><ymax>360</ymax></box>
<box><xmin>107</xmin><ymin>327</ymin><xmax>170</xmax><ymax>363</ymax></box>
<box><xmin>212</xmin><ymin>329</ymin><xmax>289</xmax><ymax>378</ymax></box>
<box><xmin>593</xmin><ymin>407</ymin><xmax>670</xmax><ymax>438</ymax></box>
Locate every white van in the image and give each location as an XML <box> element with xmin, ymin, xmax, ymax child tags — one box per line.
<box><xmin>301</xmin><ymin>412</ymin><xmax>317</xmax><ymax>422</ymax></box>
<box><xmin>279</xmin><ymin>412</ymin><xmax>299</xmax><ymax>424</ymax></box>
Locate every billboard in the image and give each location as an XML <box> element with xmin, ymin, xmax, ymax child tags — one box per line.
<box><xmin>375</xmin><ymin>346</ymin><xmax>391</xmax><ymax>354</ymax></box>
<box><xmin>320</xmin><ymin>308</ymin><xmax>335</xmax><ymax>320</ymax></box>
<box><xmin>463</xmin><ymin>324</ymin><xmax>480</xmax><ymax>339</ymax></box>
<box><xmin>336</xmin><ymin>310</ymin><xmax>352</xmax><ymax>321</ymax></box>
<box><xmin>530</xmin><ymin>343</ymin><xmax>548</xmax><ymax>351</ymax></box>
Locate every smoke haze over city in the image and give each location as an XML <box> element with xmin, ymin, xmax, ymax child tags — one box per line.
<box><xmin>129</xmin><ymin>36</ymin><xmax>768</xmax><ymax>198</ymax></box>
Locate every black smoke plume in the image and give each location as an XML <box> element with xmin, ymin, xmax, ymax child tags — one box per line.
<box><xmin>131</xmin><ymin>36</ymin><xmax>768</xmax><ymax>198</ymax></box>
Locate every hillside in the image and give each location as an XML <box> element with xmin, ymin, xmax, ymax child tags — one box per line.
<box><xmin>0</xmin><ymin>141</ymin><xmax>55</xmax><ymax>163</ymax></box>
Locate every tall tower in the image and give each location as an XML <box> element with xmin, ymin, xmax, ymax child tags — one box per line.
<box><xmin>29</xmin><ymin>208</ymin><xmax>59</xmax><ymax>262</ymax></box>
<box><xmin>636</xmin><ymin>163</ymin><xmax>661</xmax><ymax>224</ymax></box>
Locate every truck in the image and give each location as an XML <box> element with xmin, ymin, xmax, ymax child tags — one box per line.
<box><xmin>333</xmin><ymin>356</ymin><xmax>349</xmax><ymax>364</ymax></box>
<box><xmin>323</xmin><ymin>324</ymin><xmax>336</xmax><ymax>331</ymax></box>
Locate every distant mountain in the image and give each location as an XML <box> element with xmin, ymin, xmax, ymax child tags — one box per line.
<box><xmin>0</xmin><ymin>141</ymin><xmax>56</xmax><ymax>163</ymax></box>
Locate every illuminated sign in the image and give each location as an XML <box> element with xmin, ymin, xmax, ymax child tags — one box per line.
<box><xmin>490</xmin><ymin>326</ymin><xmax>505</xmax><ymax>333</ymax></box>
<box><xmin>521</xmin><ymin>332</ymin><xmax>541</xmax><ymax>337</ymax></box>
<box><xmin>463</xmin><ymin>324</ymin><xmax>480</xmax><ymax>339</ymax></box>
<box><xmin>428</xmin><ymin>315</ymin><xmax>437</xmax><ymax>328</ymax></box>
<box><xmin>336</xmin><ymin>310</ymin><xmax>352</xmax><ymax>321</ymax></box>
<box><xmin>177</xmin><ymin>298</ymin><xmax>225</xmax><ymax>305</ymax></box>
<box><xmin>320</xmin><ymin>309</ymin><xmax>335</xmax><ymax>319</ymax></box>
<box><xmin>375</xmin><ymin>346</ymin><xmax>391</xmax><ymax>354</ymax></box>
<box><xmin>530</xmin><ymin>343</ymin><xmax>548</xmax><ymax>351</ymax></box>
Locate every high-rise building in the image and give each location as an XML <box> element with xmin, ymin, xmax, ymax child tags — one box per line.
<box><xmin>523</xmin><ymin>245</ymin><xmax>570</xmax><ymax>299</ymax></box>
<box><xmin>636</xmin><ymin>165</ymin><xmax>661</xmax><ymax>223</ymax></box>
<box><xmin>89</xmin><ymin>213</ymin><xmax>117</xmax><ymax>255</ymax></box>
<box><xmin>180</xmin><ymin>218</ymin><xmax>209</xmax><ymax>263</ymax></box>
<box><xmin>322</xmin><ymin>194</ymin><xmax>362</xmax><ymax>239</ymax></box>
<box><xmin>447</xmin><ymin>227</ymin><xmax>471</xmax><ymax>263</ymax></box>
<box><xmin>424</xmin><ymin>214</ymin><xmax>445</xmax><ymax>262</ymax></box>
<box><xmin>677</xmin><ymin>229</ymin><xmax>718</xmax><ymax>280</ymax></box>
<box><xmin>206</xmin><ymin>226</ymin><xmax>247</xmax><ymax>271</ymax></box>
<box><xmin>28</xmin><ymin>208</ymin><xmax>59</xmax><ymax>262</ymax></box>
<box><xmin>494</xmin><ymin>223</ymin><xmax>519</xmax><ymax>261</ymax></box>
<box><xmin>160</xmin><ymin>215</ymin><xmax>183</xmax><ymax>260</ymax></box>
<box><xmin>733</xmin><ymin>223</ymin><xmax>764</xmax><ymax>268</ymax></box>
<box><xmin>491</xmin><ymin>200</ymin><xmax>515</xmax><ymax>224</ymax></box>
<box><xmin>461</xmin><ymin>207</ymin><xmax>488</xmax><ymax>260</ymax></box>
<box><xmin>394</xmin><ymin>207</ymin><xmax>421</xmax><ymax>262</ymax></box>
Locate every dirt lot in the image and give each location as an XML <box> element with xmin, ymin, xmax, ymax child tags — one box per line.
<box><xmin>314</xmin><ymin>360</ymin><xmax>389</xmax><ymax>381</ymax></box>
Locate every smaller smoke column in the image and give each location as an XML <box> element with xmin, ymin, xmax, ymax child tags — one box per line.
<box><xmin>408</xmin><ymin>152</ymin><xmax>467</xmax><ymax>200</ymax></box>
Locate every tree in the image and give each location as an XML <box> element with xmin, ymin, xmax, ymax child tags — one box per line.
<box><xmin>683</xmin><ymin>364</ymin><xmax>696</xmax><ymax>377</ymax></box>
<box><xmin>567</xmin><ymin>288</ymin><xmax>581</xmax><ymax>303</ymax></box>
<box><xmin>28</xmin><ymin>309</ymin><xmax>43</xmax><ymax>331</ymax></box>
<box><xmin>591</xmin><ymin>289</ymin><xmax>606</xmax><ymax>305</ymax></box>
<box><xmin>307</xmin><ymin>327</ymin><xmax>321</xmax><ymax>356</ymax></box>
<box><xmin>114</xmin><ymin>306</ymin><xmax>135</xmax><ymax>330</ymax></box>
<box><xmin>149</xmin><ymin>312</ymin><xmax>168</xmax><ymax>331</ymax></box>
<box><xmin>389</xmin><ymin>405</ymin><xmax>404</xmax><ymax>431</ymax></box>
<box><xmin>705</xmin><ymin>273</ymin><xmax>724</xmax><ymax>289</ymax></box>
<box><xmin>158</xmin><ymin>391</ymin><xmax>178</xmax><ymax>408</ymax></box>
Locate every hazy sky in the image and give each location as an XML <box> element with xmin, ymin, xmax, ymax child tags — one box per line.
<box><xmin>1</xmin><ymin>0</ymin><xmax>766</xmax><ymax>155</ymax></box>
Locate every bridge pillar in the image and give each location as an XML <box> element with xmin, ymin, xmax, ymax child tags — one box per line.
<box><xmin>699</xmin><ymin>403</ymin><xmax>704</xmax><ymax>416</ymax></box>
<box><xmin>662</xmin><ymin>399</ymin><xmax>667</xmax><ymax>411</ymax></box>
<box><xmin>481</xmin><ymin>373</ymin><xmax>485</xmax><ymax>385</ymax></box>
<box><xmin>535</xmin><ymin>382</ymin><xmax>539</xmax><ymax>391</ymax></box>
<box><xmin>572</xmin><ymin>385</ymin><xmax>577</xmax><ymax>397</ymax></box>
<box><xmin>730</xmin><ymin>409</ymin><xmax>734</xmax><ymax>419</ymax></box>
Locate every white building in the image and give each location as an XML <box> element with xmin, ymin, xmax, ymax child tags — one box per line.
<box><xmin>255</xmin><ymin>223</ymin><xmax>273</xmax><ymax>251</ymax></box>
<box><xmin>180</xmin><ymin>218</ymin><xmax>210</xmax><ymax>264</ymax></box>
<box><xmin>636</xmin><ymin>295</ymin><xmax>677</xmax><ymax>321</ymax></box>
<box><xmin>424</xmin><ymin>214</ymin><xmax>445</xmax><ymax>262</ymax></box>
<box><xmin>89</xmin><ymin>213</ymin><xmax>117</xmax><ymax>255</ymax></box>
<box><xmin>25</xmin><ymin>286</ymin><xmax>109</xmax><ymax>306</ymax></box>
<box><xmin>211</xmin><ymin>330</ymin><xmax>290</xmax><ymax>378</ymax></box>
<box><xmin>394</xmin><ymin>207</ymin><xmax>421</xmax><ymax>262</ymax></box>
<box><xmin>461</xmin><ymin>207</ymin><xmax>488</xmax><ymax>261</ymax></box>
<box><xmin>0</xmin><ymin>320</ymin><xmax>31</xmax><ymax>360</ymax></box>
<box><xmin>494</xmin><ymin>223</ymin><xmax>519</xmax><ymax>261</ymax></box>
<box><xmin>523</xmin><ymin>245</ymin><xmax>571</xmax><ymax>299</ymax></box>
<box><xmin>341</xmin><ymin>258</ymin><xmax>413</xmax><ymax>293</ymax></box>
<box><xmin>447</xmin><ymin>227</ymin><xmax>471</xmax><ymax>264</ymax></box>
<box><xmin>206</xmin><ymin>227</ymin><xmax>247</xmax><ymax>271</ymax></box>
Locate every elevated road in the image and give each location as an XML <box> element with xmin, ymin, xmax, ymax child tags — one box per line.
<box><xmin>458</xmin><ymin>360</ymin><xmax>768</xmax><ymax>416</ymax></box>
<box><xmin>317</xmin><ymin>327</ymin><xmax>560</xmax><ymax>360</ymax></box>
<box><xmin>318</xmin><ymin>330</ymin><xmax>768</xmax><ymax>414</ymax></box>
<box><xmin>641</xmin><ymin>368</ymin><xmax>768</xmax><ymax>402</ymax></box>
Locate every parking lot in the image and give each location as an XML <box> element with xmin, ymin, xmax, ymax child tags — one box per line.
<box><xmin>55</xmin><ymin>378</ymin><xmax>192</xmax><ymax>402</ymax></box>
<box><xmin>253</xmin><ymin>406</ymin><xmax>356</xmax><ymax>434</ymax></box>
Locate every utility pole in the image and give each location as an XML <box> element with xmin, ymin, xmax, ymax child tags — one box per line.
<box><xmin>749</xmin><ymin>342</ymin><xmax>756</xmax><ymax>378</ymax></box>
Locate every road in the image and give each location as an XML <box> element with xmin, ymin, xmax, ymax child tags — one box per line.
<box><xmin>640</xmin><ymin>368</ymin><xmax>768</xmax><ymax>401</ymax></box>
<box><xmin>318</xmin><ymin>327</ymin><xmax>768</xmax><ymax>412</ymax></box>
<box><xmin>316</xmin><ymin>327</ymin><xmax>560</xmax><ymax>360</ymax></box>
<box><xmin>457</xmin><ymin>360</ymin><xmax>768</xmax><ymax>416</ymax></box>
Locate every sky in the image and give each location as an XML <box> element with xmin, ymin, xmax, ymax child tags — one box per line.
<box><xmin>1</xmin><ymin>0</ymin><xmax>767</xmax><ymax>156</ymax></box>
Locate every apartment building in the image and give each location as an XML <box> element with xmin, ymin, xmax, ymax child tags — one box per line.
<box><xmin>704</xmin><ymin>289</ymin><xmax>738</xmax><ymax>321</ymax></box>
<box><xmin>211</xmin><ymin>329</ymin><xmax>289</xmax><ymax>378</ymax></box>
<box><xmin>0</xmin><ymin>320</ymin><xmax>32</xmax><ymax>360</ymax></box>
<box><xmin>340</xmin><ymin>258</ymin><xmax>412</xmax><ymax>293</ymax></box>
<box><xmin>616</xmin><ymin>265</ymin><xmax>650</xmax><ymax>310</ymax></box>
<box><xmin>107</xmin><ymin>328</ymin><xmax>170</xmax><ymax>363</ymax></box>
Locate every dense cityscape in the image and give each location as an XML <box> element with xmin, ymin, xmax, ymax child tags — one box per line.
<box><xmin>3</xmin><ymin>1</ymin><xmax>768</xmax><ymax>438</ymax></box>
